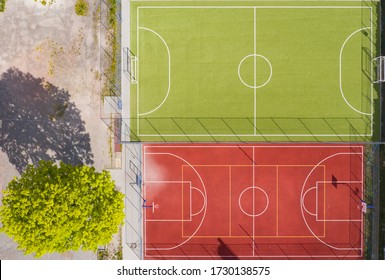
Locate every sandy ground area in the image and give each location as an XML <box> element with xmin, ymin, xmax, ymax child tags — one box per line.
<box><xmin>0</xmin><ymin>0</ymin><xmax>114</xmax><ymax>259</ymax></box>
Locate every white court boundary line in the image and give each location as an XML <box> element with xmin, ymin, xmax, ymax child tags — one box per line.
<box><xmin>144</xmin><ymin>152</ymin><xmax>208</xmax><ymax>252</ymax></box>
<box><xmin>143</xmin><ymin>146</ymin><xmax>364</xmax><ymax>258</ymax></box>
<box><xmin>314</xmin><ymin>181</ymin><xmax>363</xmax><ymax>222</ymax></box>
<box><xmin>254</xmin><ymin>8</ymin><xmax>257</xmax><ymax>135</ymax></box>
<box><xmin>136</xmin><ymin>5</ymin><xmax>375</xmax><ymax>138</ymax></box>
<box><xmin>300</xmin><ymin>152</ymin><xmax>364</xmax><ymax>253</ymax></box>
<box><xmin>144</xmin><ymin>180</ymin><xmax>193</xmax><ymax>222</ymax></box>
<box><xmin>144</xmin><ymin>145</ymin><xmax>364</xmax><ymax>149</ymax></box>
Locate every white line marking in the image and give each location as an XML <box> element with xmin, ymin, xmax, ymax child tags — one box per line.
<box><xmin>252</xmin><ymin>147</ymin><xmax>255</xmax><ymax>256</ymax></box>
<box><xmin>144</xmin><ymin>146</ymin><xmax>364</xmax><ymax>258</ymax></box>
<box><xmin>317</xmin><ymin>181</ymin><xmax>363</xmax><ymax>183</ymax></box>
<box><xmin>139</xmin><ymin>133</ymin><xmax>372</xmax><ymax>137</ymax></box>
<box><xmin>190</xmin><ymin>186</ymin><xmax>192</xmax><ymax>219</ymax></box>
<box><xmin>144</xmin><ymin>145</ymin><xmax>364</xmax><ymax>149</ymax></box>
<box><xmin>316</xmin><ymin>219</ymin><xmax>362</xmax><ymax>222</ymax></box>
<box><xmin>138</xmin><ymin>27</ymin><xmax>171</xmax><ymax>116</ymax></box>
<box><xmin>191</xmin><ymin>187</ymin><xmax>206</xmax><ymax>216</ymax></box>
<box><xmin>137</xmin><ymin>6</ymin><xmax>374</xmax><ymax>138</ymax></box>
<box><xmin>147</xmin><ymin>219</ymin><xmax>192</xmax><ymax>222</ymax></box>
<box><xmin>339</xmin><ymin>27</ymin><xmax>372</xmax><ymax>116</ymax></box>
<box><xmin>137</xmin><ymin>7</ymin><xmax>140</xmax><ymax>135</ymax></box>
<box><xmin>370</xmin><ymin>7</ymin><xmax>374</xmax><ymax>136</ymax></box>
<box><xmin>146</xmin><ymin>180</ymin><xmax>192</xmax><ymax>183</ymax></box>
<box><xmin>254</xmin><ymin>8</ymin><xmax>257</xmax><ymax>135</ymax></box>
<box><xmin>138</xmin><ymin>6</ymin><xmax>370</xmax><ymax>9</ymax></box>
<box><xmin>316</xmin><ymin>183</ymin><xmax>318</xmax><ymax>218</ymax></box>
<box><xmin>302</xmin><ymin>187</ymin><xmax>317</xmax><ymax>216</ymax></box>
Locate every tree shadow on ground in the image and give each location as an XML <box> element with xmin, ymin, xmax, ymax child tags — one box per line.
<box><xmin>0</xmin><ymin>67</ymin><xmax>94</xmax><ymax>173</ymax></box>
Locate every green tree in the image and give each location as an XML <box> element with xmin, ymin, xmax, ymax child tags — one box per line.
<box><xmin>0</xmin><ymin>161</ymin><xmax>124</xmax><ymax>257</ymax></box>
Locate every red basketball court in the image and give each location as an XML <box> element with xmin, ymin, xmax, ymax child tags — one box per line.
<box><xmin>142</xmin><ymin>144</ymin><xmax>365</xmax><ymax>259</ymax></box>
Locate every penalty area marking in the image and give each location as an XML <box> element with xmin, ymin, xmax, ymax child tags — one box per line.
<box><xmin>138</xmin><ymin>26</ymin><xmax>171</xmax><ymax>117</ymax></box>
<box><xmin>339</xmin><ymin>27</ymin><xmax>373</xmax><ymax>116</ymax></box>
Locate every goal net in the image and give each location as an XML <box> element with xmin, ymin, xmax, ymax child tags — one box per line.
<box><xmin>372</xmin><ymin>56</ymin><xmax>385</xmax><ymax>83</ymax></box>
<box><xmin>123</xmin><ymin>47</ymin><xmax>137</xmax><ymax>84</ymax></box>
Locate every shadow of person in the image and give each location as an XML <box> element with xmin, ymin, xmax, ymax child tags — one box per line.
<box><xmin>217</xmin><ymin>238</ymin><xmax>239</xmax><ymax>260</ymax></box>
<box><xmin>0</xmin><ymin>67</ymin><xmax>94</xmax><ymax>173</ymax></box>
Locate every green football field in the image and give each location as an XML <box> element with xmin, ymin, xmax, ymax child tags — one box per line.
<box><xmin>129</xmin><ymin>0</ymin><xmax>380</xmax><ymax>142</ymax></box>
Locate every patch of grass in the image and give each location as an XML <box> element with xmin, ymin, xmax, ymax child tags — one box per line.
<box><xmin>75</xmin><ymin>0</ymin><xmax>89</xmax><ymax>16</ymax></box>
<box><xmin>35</xmin><ymin>0</ymin><xmax>55</xmax><ymax>5</ymax></box>
<box><xmin>0</xmin><ymin>0</ymin><xmax>6</xmax><ymax>12</ymax></box>
<box><xmin>92</xmin><ymin>4</ymin><xmax>101</xmax><ymax>46</ymax></box>
<box><xmin>106</xmin><ymin>0</ymin><xmax>118</xmax><ymax>88</ymax></box>
<box><xmin>100</xmin><ymin>0</ymin><xmax>119</xmax><ymax>98</ymax></box>
<box><xmin>97</xmin><ymin>249</ymin><xmax>108</xmax><ymax>260</ymax></box>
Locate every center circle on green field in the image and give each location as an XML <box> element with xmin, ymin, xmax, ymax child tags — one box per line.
<box><xmin>238</xmin><ymin>54</ymin><xmax>272</xmax><ymax>89</ymax></box>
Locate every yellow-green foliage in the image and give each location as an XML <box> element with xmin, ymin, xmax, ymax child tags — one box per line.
<box><xmin>0</xmin><ymin>0</ymin><xmax>6</xmax><ymax>12</ymax></box>
<box><xmin>0</xmin><ymin>161</ymin><xmax>124</xmax><ymax>257</ymax></box>
<box><xmin>34</xmin><ymin>0</ymin><xmax>55</xmax><ymax>6</ymax></box>
<box><xmin>107</xmin><ymin>0</ymin><xmax>118</xmax><ymax>84</ymax></box>
<box><xmin>75</xmin><ymin>0</ymin><xmax>89</xmax><ymax>16</ymax></box>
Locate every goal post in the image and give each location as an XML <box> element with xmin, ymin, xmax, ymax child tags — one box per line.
<box><xmin>123</xmin><ymin>47</ymin><xmax>138</xmax><ymax>84</ymax></box>
<box><xmin>372</xmin><ymin>56</ymin><xmax>385</xmax><ymax>83</ymax></box>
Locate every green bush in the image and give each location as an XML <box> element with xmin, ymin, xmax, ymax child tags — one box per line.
<box><xmin>0</xmin><ymin>0</ymin><xmax>6</xmax><ymax>12</ymax></box>
<box><xmin>34</xmin><ymin>0</ymin><xmax>55</xmax><ymax>6</ymax></box>
<box><xmin>75</xmin><ymin>0</ymin><xmax>89</xmax><ymax>16</ymax></box>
